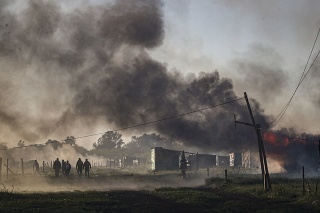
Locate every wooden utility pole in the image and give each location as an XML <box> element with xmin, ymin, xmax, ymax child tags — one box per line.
<box><xmin>234</xmin><ymin>92</ymin><xmax>271</xmax><ymax>191</ymax></box>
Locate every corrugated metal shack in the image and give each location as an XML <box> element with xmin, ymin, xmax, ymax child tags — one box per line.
<box><xmin>216</xmin><ymin>155</ymin><xmax>230</xmax><ymax>167</ymax></box>
<box><xmin>151</xmin><ymin>147</ymin><xmax>181</xmax><ymax>171</ymax></box>
<box><xmin>229</xmin><ymin>152</ymin><xmax>242</xmax><ymax>167</ymax></box>
<box><xmin>242</xmin><ymin>151</ymin><xmax>251</xmax><ymax>168</ymax></box>
<box><xmin>151</xmin><ymin>147</ymin><xmax>253</xmax><ymax>171</ymax></box>
<box><xmin>188</xmin><ymin>153</ymin><xmax>216</xmax><ymax>170</ymax></box>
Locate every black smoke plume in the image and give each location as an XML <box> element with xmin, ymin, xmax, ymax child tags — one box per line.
<box><xmin>0</xmin><ymin>0</ymin><xmax>318</xmax><ymax>173</ymax></box>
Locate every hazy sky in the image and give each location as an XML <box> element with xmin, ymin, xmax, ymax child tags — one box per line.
<box><xmin>1</xmin><ymin>0</ymin><xmax>320</xmax><ymax>150</ymax></box>
<box><xmin>151</xmin><ymin>0</ymin><xmax>320</xmax><ymax>133</ymax></box>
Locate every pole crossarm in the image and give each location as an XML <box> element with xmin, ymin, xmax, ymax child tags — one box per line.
<box><xmin>235</xmin><ymin>120</ymin><xmax>255</xmax><ymax>128</ymax></box>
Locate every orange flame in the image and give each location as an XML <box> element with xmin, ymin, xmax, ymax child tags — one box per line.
<box><xmin>263</xmin><ymin>131</ymin><xmax>308</xmax><ymax>147</ymax></box>
<box><xmin>263</xmin><ymin>132</ymin><xmax>289</xmax><ymax>147</ymax></box>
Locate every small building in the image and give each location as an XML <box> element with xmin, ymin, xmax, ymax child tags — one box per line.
<box><xmin>120</xmin><ymin>156</ymin><xmax>136</xmax><ymax>167</ymax></box>
<box><xmin>107</xmin><ymin>159</ymin><xmax>118</xmax><ymax>168</ymax></box>
<box><xmin>216</xmin><ymin>155</ymin><xmax>230</xmax><ymax>167</ymax></box>
<box><xmin>230</xmin><ymin>152</ymin><xmax>242</xmax><ymax>167</ymax></box>
<box><xmin>136</xmin><ymin>157</ymin><xmax>148</xmax><ymax>165</ymax></box>
<box><xmin>188</xmin><ymin>153</ymin><xmax>216</xmax><ymax>170</ymax></box>
<box><xmin>242</xmin><ymin>151</ymin><xmax>251</xmax><ymax>168</ymax></box>
<box><xmin>151</xmin><ymin>147</ymin><xmax>181</xmax><ymax>171</ymax></box>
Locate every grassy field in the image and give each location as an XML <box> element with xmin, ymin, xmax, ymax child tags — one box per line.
<box><xmin>0</xmin><ymin>167</ymin><xmax>320</xmax><ymax>212</ymax></box>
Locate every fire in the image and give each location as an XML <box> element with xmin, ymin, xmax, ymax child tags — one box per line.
<box><xmin>263</xmin><ymin>132</ymin><xmax>289</xmax><ymax>147</ymax></box>
<box><xmin>263</xmin><ymin>131</ymin><xmax>308</xmax><ymax>147</ymax></box>
<box><xmin>263</xmin><ymin>132</ymin><xmax>277</xmax><ymax>144</ymax></box>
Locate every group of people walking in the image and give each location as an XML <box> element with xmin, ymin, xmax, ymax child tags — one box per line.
<box><xmin>52</xmin><ymin>158</ymin><xmax>91</xmax><ymax>178</ymax></box>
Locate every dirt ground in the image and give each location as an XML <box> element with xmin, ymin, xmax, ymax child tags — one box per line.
<box><xmin>0</xmin><ymin>170</ymin><xmax>207</xmax><ymax>193</ymax></box>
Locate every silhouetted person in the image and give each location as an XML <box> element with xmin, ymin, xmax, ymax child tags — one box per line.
<box><xmin>65</xmin><ymin>160</ymin><xmax>71</xmax><ymax>177</ymax></box>
<box><xmin>83</xmin><ymin>159</ymin><xmax>92</xmax><ymax>178</ymax></box>
<box><xmin>53</xmin><ymin>158</ymin><xmax>61</xmax><ymax>177</ymax></box>
<box><xmin>61</xmin><ymin>160</ymin><xmax>66</xmax><ymax>176</ymax></box>
<box><xmin>33</xmin><ymin>160</ymin><xmax>41</xmax><ymax>176</ymax></box>
<box><xmin>179</xmin><ymin>150</ymin><xmax>187</xmax><ymax>179</ymax></box>
<box><xmin>76</xmin><ymin>158</ymin><xmax>83</xmax><ymax>176</ymax></box>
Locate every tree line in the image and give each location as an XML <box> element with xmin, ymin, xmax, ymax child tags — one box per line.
<box><xmin>14</xmin><ymin>132</ymin><xmax>184</xmax><ymax>160</ymax></box>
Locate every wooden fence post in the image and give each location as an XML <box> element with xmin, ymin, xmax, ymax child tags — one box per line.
<box><xmin>0</xmin><ymin>157</ymin><xmax>2</xmax><ymax>181</ymax></box>
<box><xmin>225</xmin><ymin>169</ymin><xmax>228</xmax><ymax>183</ymax></box>
<box><xmin>207</xmin><ymin>168</ymin><xmax>209</xmax><ymax>178</ymax></box>
<box><xmin>21</xmin><ymin>158</ymin><xmax>24</xmax><ymax>175</ymax></box>
<box><xmin>302</xmin><ymin>166</ymin><xmax>305</xmax><ymax>195</ymax></box>
<box><xmin>6</xmin><ymin>158</ymin><xmax>9</xmax><ymax>180</ymax></box>
<box><xmin>196</xmin><ymin>152</ymin><xmax>199</xmax><ymax>171</ymax></box>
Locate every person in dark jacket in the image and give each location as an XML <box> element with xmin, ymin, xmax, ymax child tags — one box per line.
<box><xmin>33</xmin><ymin>160</ymin><xmax>41</xmax><ymax>176</ymax></box>
<box><xmin>76</xmin><ymin>158</ymin><xmax>83</xmax><ymax>177</ymax></box>
<box><xmin>61</xmin><ymin>160</ymin><xmax>66</xmax><ymax>176</ymax></box>
<box><xmin>65</xmin><ymin>160</ymin><xmax>71</xmax><ymax>177</ymax></box>
<box><xmin>53</xmin><ymin>158</ymin><xmax>61</xmax><ymax>177</ymax></box>
<box><xmin>83</xmin><ymin>159</ymin><xmax>92</xmax><ymax>178</ymax></box>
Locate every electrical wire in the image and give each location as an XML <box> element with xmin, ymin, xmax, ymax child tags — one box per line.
<box><xmin>0</xmin><ymin>97</ymin><xmax>244</xmax><ymax>150</ymax></box>
<box><xmin>74</xmin><ymin>97</ymin><xmax>244</xmax><ymax>139</ymax></box>
<box><xmin>270</xmin><ymin>27</ymin><xmax>320</xmax><ymax>128</ymax></box>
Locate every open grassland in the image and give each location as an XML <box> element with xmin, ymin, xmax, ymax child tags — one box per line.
<box><xmin>0</xmin><ymin>167</ymin><xmax>320</xmax><ymax>212</ymax></box>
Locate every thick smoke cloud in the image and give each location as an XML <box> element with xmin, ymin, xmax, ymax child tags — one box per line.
<box><xmin>0</xmin><ymin>0</ymin><xmax>165</xmax><ymax>143</ymax></box>
<box><xmin>0</xmin><ymin>0</ymin><xmax>318</xmax><ymax>172</ymax></box>
<box><xmin>231</xmin><ymin>44</ymin><xmax>288</xmax><ymax>103</ymax></box>
<box><xmin>0</xmin><ymin>0</ymin><xmax>264</xmax><ymax>152</ymax></box>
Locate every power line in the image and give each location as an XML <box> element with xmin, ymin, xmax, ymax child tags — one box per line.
<box><xmin>75</xmin><ymin>97</ymin><xmax>245</xmax><ymax>140</ymax></box>
<box><xmin>0</xmin><ymin>97</ymin><xmax>244</xmax><ymax>150</ymax></box>
<box><xmin>270</xmin><ymin>27</ymin><xmax>320</xmax><ymax>128</ymax></box>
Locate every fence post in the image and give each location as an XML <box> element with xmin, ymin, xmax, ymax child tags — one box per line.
<box><xmin>0</xmin><ymin>157</ymin><xmax>2</xmax><ymax>181</ymax></box>
<box><xmin>6</xmin><ymin>158</ymin><xmax>9</xmax><ymax>180</ymax></box>
<box><xmin>225</xmin><ymin>169</ymin><xmax>228</xmax><ymax>183</ymax></box>
<box><xmin>21</xmin><ymin>158</ymin><xmax>24</xmax><ymax>175</ymax></box>
<box><xmin>302</xmin><ymin>166</ymin><xmax>305</xmax><ymax>195</ymax></box>
<box><xmin>207</xmin><ymin>168</ymin><xmax>209</xmax><ymax>178</ymax></box>
<box><xmin>196</xmin><ymin>152</ymin><xmax>199</xmax><ymax>171</ymax></box>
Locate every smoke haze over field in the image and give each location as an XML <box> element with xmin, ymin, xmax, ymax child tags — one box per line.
<box><xmin>0</xmin><ymin>0</ymin><xmax>320</xmax><ymax>172</ymax></box>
